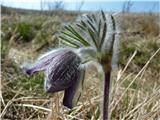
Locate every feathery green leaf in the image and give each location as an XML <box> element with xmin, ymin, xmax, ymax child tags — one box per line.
<box><xmin>59</xmin><ymin>36</ymin><xmax>80</xmax><ymax>48</ymax></box>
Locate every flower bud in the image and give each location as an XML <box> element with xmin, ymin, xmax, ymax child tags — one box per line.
<box><xmin>21</xmin><ymin>48</ymin><xmax>84</xmax><ymax>108</ymax></box>
<box><xmin>44</xmin><ymin>50</ymin><xmax>81</xmax><ymax>92</ymax></box>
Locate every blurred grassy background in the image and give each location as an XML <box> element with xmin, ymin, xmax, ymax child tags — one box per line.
<box><xmin>1</xmin><ymin>5</ymin><xmax>160</xmax><ymax>120</ymax></box>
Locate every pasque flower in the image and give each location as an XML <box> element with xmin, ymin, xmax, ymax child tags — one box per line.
<box><xmin>21</xmin><ymin>11</ymin><xmax>120</xmax><ymax>120</ymax></box>
<box><xmin>21</xmin><ymin>48</ymin><xmax>85</xmax><ymax>108</ymax></box>
<box><xmin>59</xmin><ymin>11</ymin><xmax>120</xmax><ymax>120</ymax></box>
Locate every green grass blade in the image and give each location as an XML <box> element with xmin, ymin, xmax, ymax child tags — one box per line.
<box><xmin>68</xmin><ymin>25</ymin><xmax>90</xmax><ymax>46</ymax></box>
<box><xmin>59</xmin><ymin>36</ymin><xmax>80</xmax><ymax>48</ymax></box>
<box><xmin>101</xmin><ymin>10</ymin><xmax>106</xmax><ymax>21</ymax></box>
<box><xmin>88</xmin><ymin>28</ymin><xmax>98</xmax><ymax>49</ymax></box>
<box><xmin>61</xmin><ymin>31</ymin><xmax>85</xmax><ymax>46</ymax></box>
<box><xmin>86</xmin><ymin>20</ymin><xmax>97</xmax><ymax>33</ymax></box>
<box><xmin>76</xmin><ymin>23</ymin><xmax>86</xmax><ymax>30</ymax></box>
<box><xmin>64</xmin><ymin>25</ymin><xmax>90</xmax><ymax>46</ymax></box>
<box><xmin>86</xmin><ymin>15</ymin><xmax>93</xmax><ymax>22</ymax></box>
<box><xmin>80</xmin><ymin>20</ymin><xmax>87</xmax><ymax>28</ymax></box>
<box><xmin>98</xmin><ymin>19</ymin><xmax>102</xmax><ymax>36</ymax></box>
<box><xmin>99</xmin><ymin>22</ymin><xmax>107</xmax><ymax>50</ymax></box>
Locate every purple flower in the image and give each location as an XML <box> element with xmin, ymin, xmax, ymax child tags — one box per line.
<box><xmin>21</xmin><ymin>48</ymin><xmax>83</xmax><ymax>108</ymax></box>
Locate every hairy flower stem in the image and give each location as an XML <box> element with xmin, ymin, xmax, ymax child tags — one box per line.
<box><xmin>101</xmin><ymin>58</ymin><xmax>111</xmax><ymax>120</ymax></box>
<box><xmin>103</xmin><ymin>70</ymin><xmax>111</xmax><ymax>120</ymax></box>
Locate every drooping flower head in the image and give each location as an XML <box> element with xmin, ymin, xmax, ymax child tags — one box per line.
<box><xmin>21</xmin><ymin>48</ymin><xmax>85</xmax><ymax>108</ymax></box>
<box><xmin>21</xmin><ymin>12</ymin><xmax>120</xmax><ymax>119</ymax></box>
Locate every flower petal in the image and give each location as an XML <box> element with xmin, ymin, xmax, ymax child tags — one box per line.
<box><xmin>21</xmin><ymin>49</ymin><xmax>69</xmax><ymax>76</ymax></box>
<box><xmin>44</xmin><ymin>50</ymin><xmax>81</xmax><ymax>93</ymax></box>
<box><xmin>63</xmin><ymin>68</ymin><xmax>85</xmax><ymax>108</ymax></box>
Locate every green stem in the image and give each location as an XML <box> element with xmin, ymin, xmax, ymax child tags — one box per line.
<box><xmin>103</xmin><ymin>70</ymin><xmax>111</xmax><ymax>120</ymax></box>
